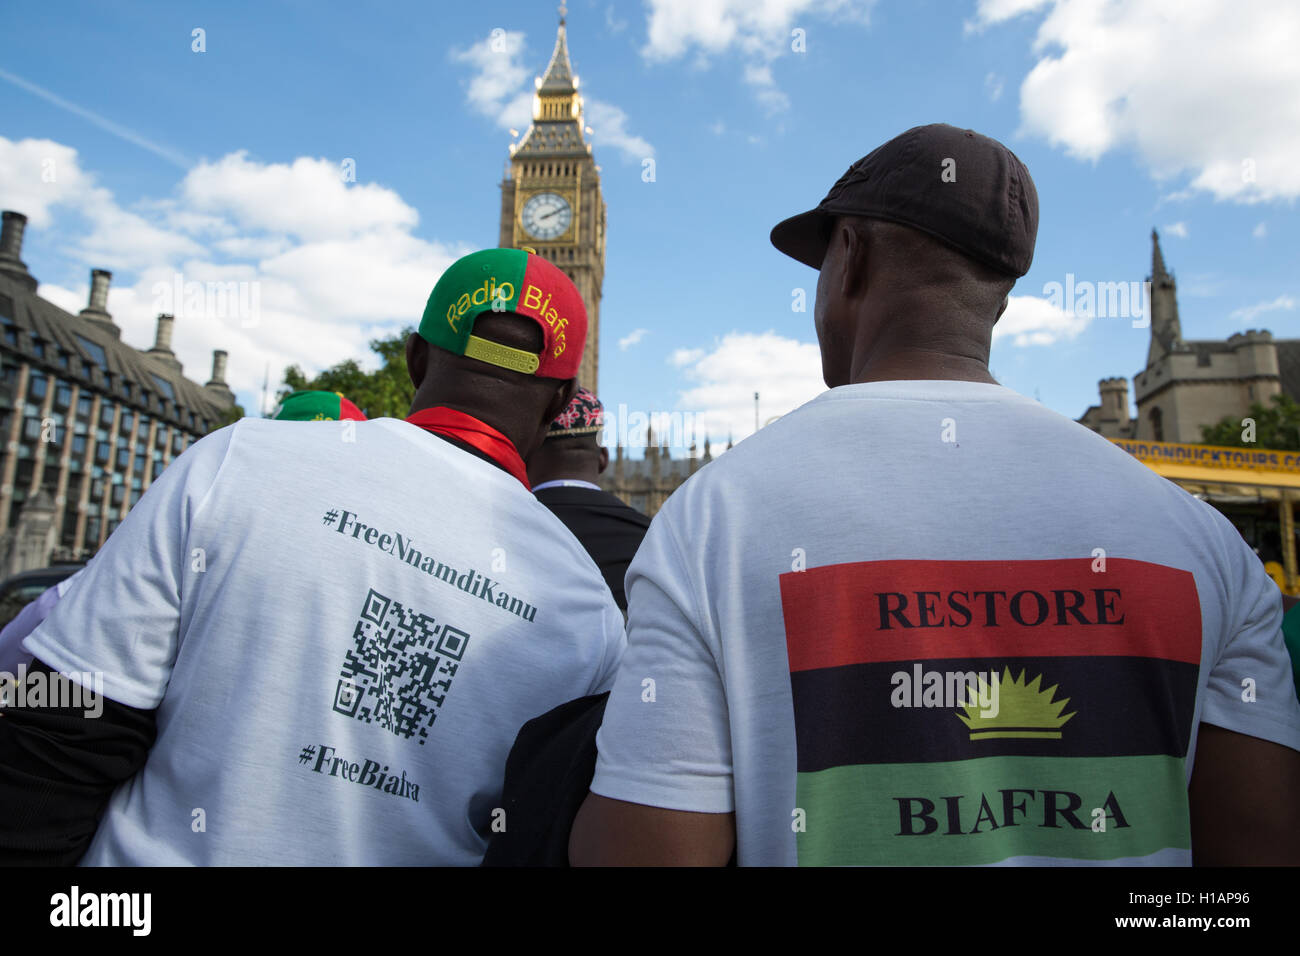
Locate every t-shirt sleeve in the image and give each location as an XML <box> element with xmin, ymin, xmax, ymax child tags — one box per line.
<box><xmin>22</xmin><ymin>426</ymin><xmax>237</xmax><ymax>710</ymax></box>
<box><xmin>1200</xmin><ymin>526</ymin><xmax>1300</xmax><ymax>751</ymax></box>
<box><xmin>589</xmin><ymin>511</ymin><xmax>733</xmax><ymax>813</ymax></box>
<box><xmin>586</xmin><ymin>599</ymin><xmax>627</xmax><ymax>696</ymax></box>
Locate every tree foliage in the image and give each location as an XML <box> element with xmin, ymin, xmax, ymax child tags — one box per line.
<box><xmin>280</xmin><ymin>327</ymin><xmax>415</xmax><ymax>420</ymax></box>
<box><xmin>1199</xmin><ymin>392</ymin><xmax>1300</xmax><ymax>451</ymax></box>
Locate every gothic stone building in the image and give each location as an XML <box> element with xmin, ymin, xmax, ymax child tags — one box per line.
<box><xmin>1079</xmin><ymin>229</ymin><xmax>1300</xmax><ymax>441</ymax></box>
<box><xmin>497</xmin><ymin>11</ymin><xmax>707</xmax><ymax>516</ymax></box>
<box><xmin>0</xmin><ymin>210</ymin><xmax>236</xmax><ymax>575</ymax></box>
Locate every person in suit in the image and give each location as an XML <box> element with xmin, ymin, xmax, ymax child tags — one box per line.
<box><xmin>527</xmin><ymin>388</ymin><xmax>650</xmax><ymax>612</ymax></box>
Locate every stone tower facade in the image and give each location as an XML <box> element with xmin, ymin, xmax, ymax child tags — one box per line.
<box><xmin>498</xmin><ymin>7</ymin><xmax>606</xmax><ymax>392</ymax></box>
<box><xmin>1079</xmin><ymin>229</ymin><xmax>1299</xmax><ymax>443</ymax></box>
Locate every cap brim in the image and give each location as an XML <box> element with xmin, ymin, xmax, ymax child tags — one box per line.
<box><xmin>770</xmin><ymin>208</ymin><xmax>832</xmax><ymax>269</ymax></box>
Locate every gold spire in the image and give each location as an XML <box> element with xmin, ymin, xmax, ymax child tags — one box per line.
<box><xmin>532</xmin><ymin>6</ymin><xmax>581</xmax><ymax>125</ymax></box>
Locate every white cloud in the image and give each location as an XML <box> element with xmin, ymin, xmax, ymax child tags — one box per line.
<box><xmin>605</xmin><ymin>5</ymin><xmax>629</xmax><ymax>33</ymax></box>
<box><xmin>1253</xmin><ymin>222</ymin><xmax>1268</xmax><ymax>239</ymax></box>
<box><xmin>178</xmin><ymin>152</ymin><xmax>418</xmax><ymax>241</ymax></box>
<box><xmin>0</xmin><ymin>136</ymin><xmax>467</xmax><ymax>411</ymax></box>
<box><xmin>642</xmin><ymin>0</ymin><xmax>876</xmax><ymax>113</ymax></box>
<box><xmin>670</xmin><ymin>331</ymin><xmax>825</xmax><ymax>442</ymax></box>
<box><xmin>977</xmin><ymin>0</ymin><xmax>1300</xmax><ymax>202</ymax></box>
<box><xmin>967</xmin><ymin>0</ymin><xmax>1052</xmax><ymax>31</ymax></box>
<box><xmin>450</xmin><ymin>30</ymin><xmax>535</xmax><ymax>133</ymax></box>
<box><xmin>992</xmin><ymin>294</ymin><xmax>1091</xmax><ymax>347</ymax></box>
<box><xmin>618</xmin><ymin>328</ymin><xmax>650</xmax><ymax>350</ymax></box>
<box><xmin>585</xmin><ymin>100</ymin><xmax>656</xmax><ymax>161</ymax></box>
<box><xmin>1229</xmin><ymin>294</ymin><xmax>1296</xmax><ymax>324</ymax></box>
<box><xmin>1163</xmin><ymin>221</ymin><xmax>1189</xmax><ymax>239</ymax></box>
<box><xmin>984</xmin><ymin>71</ymin><xmax>1004</xmax><ymax>102</ymax></box>
<box><xmin>449</xmin><ymin>30</ymin><xmax>653</xmax><ymax>162</ymax></box>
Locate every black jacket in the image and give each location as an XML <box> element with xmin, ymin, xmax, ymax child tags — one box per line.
<box><xmin>534</xmin><ymin>486</ymin><xmax>650</xmax><ymax>611</ymax></box>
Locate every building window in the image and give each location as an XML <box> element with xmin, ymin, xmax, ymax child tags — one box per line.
<box><xmin>55</xmin><ymin>384</ymin><xmax>72</xmax><ymax>410</ymax></box>
<box><xmin>116</xmin><ymin>448</ymin><xmax>129</xmax><ymax>469</ymax></box>
<box><xmin>57</xmin><ymin>350</ymin><xmax>69</xmax><ymax>370</ymax></box>
<box><xmin>1150</xmin><ymin>407</ymin><xmax>1164</xmax><ymax>442</ymax></box>
<box><xmin>134</xmin><ymin>454</ymin><xmax>145</xmax><ymax>473</ymax></box>
<box><xmin>153</xmin><ymin>460</ymin><xmax>164</xmax><ymax>480</ymax></box>
<box><xmin>75</xmin><ymin>335</ymin><xmax>107</xmax><ymax>369</ymax></box>
<box><xmin>72</xmin><ymin>435</ymin><xmax>87</xmax><ymax>457</ymax></box>
<box><xmin>28</xmin><ymin>373</ymin><xmax>47</xmax><ymax>401</ymax></box>
<box><xmin>2</xmin><ymin>322</ymin><xmax>17</xmax><ymax>347</ymax></box>
<box><xmin>85</xmin><ymin>518</ymin><xmax>100</xmax><ymax>544</ymax></box>
<box><xmin>23</xmin><ymin>417</ymin><xmax>40</xmax><ymax>441</ymax></box>
<box><xmin>95</xmin><ymin>441</ymin><xmax>110</xmax><ymax>464</ymax></box>
<box><xmin>29</xmin><ymin>333</ymin><xmax>43</xmax><ymax>359</ymax></box>
<box><xmin>111</xmin><ymin>485</ymin><xmax>125</xmax><ymax>507</ymax></box>
<box><xmin>77</xmin><ymin>396</ymin><xmax>92</xmax><ymax>420</ymax></box>
<box><xmin>100</xmin><ymin>402</ymin><xmax>115</xmax><ymax>427</ymax></box>
<box><xmin>151</xmin><ymin>375</ymin><xmax>176</xmax><ymax>402</ymax></box>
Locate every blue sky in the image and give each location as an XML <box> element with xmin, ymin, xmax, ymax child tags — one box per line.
<box><xmin>2</xmin><ymin>0</ymin><xmax>1296</xmax><ymax>451</ymax></box>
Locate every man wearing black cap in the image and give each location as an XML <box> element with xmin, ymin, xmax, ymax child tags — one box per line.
<box><xmin>527</xmin><ymin>388</ymin><xmax>650</xmax><ymax>613</ymax></box>
<box><xmin>571</xmin><ymin>124</ymin><xmax>1300</xmax><ymax>866</ymax></box>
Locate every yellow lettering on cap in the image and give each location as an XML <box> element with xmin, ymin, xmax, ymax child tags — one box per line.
<box><xmin>522</xmin><ymin>284</ymin><xmax>543</xmax><ymax>312</ymax></box>
<box><xmin>446</xmin><ymin>304</ymin><xmax>459</xmax><ymax>333</ymax></box>
<box><xmin>545</xmin><ymin>307</ymin><xmax>558</xmax><ymax>327</ymax></box>
<box><xmin>472</xmin><ymin>281</ymin><xmax>490</xmax><ymax>306</ymax></box>
<box><xmin>498</xmin><ymin>282</ymin><xmax>514</xmax><ymax>302</ymax></box>
<box><xmin>457</xmin><ymin>293</ymin><xmax>471</xmax><ymax>316</ymax></box>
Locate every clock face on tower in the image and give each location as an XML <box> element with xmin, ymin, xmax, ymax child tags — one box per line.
<box><xmin>520</xmin><ymin>192</ymin><xmax>573</xmax><ymax>241</ymax></box>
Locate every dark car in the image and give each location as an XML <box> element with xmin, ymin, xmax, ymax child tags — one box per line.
<box><xmin>0</xmin><ymin>564</ymin><xmax>85</xmax><ymax>632</ymax></box>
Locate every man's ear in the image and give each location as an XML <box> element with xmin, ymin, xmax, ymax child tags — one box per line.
<box><xmin>994</xmin><ymin>294</ymin><xmax>1009</xmax><ymax>324</ymax></box>
<box><xmin>597</xmin><ymin>445</ymin><xmax>609</xmax><ymax>475</ymax></box>
<box><xmin>839</xmin><ymin>219</ymin><xmax>870</xmax><ymax>300</ymax></box>
<box><xmin>405</xmin><ymin>334</ymin><xmax>428</xmax><ymax>389</ymax></box>
<box><xmin>544</xmin><ymin>378</ymin><xmax>579</xmax><ymax>426</ymax></box>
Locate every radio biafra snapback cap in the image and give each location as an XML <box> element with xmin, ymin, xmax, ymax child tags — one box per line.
<box><xmin>418</xmin><ymin>248</ymin><xmax>588</xmax><ymax>380</ymax></box>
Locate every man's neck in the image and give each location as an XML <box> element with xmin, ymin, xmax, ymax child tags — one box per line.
<box><xmin>849</xmin><ymin>346</ymin><xmax>998</xmax><ymax>385</ymax></box>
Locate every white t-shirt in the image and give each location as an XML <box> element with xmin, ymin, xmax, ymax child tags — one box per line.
<box><xmin>25</xmin><ymin>416</ymin><xmax>625</xmax><ymax>866</ymax></box>
<box><xmin>591</xmin><ymin>380</ymin><xmax>1300</xmax><ymax>866</ymax></box>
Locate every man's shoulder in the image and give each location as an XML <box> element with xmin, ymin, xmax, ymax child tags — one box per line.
<box><xmin>536</xmin><ymin>486</ymin><xmax>651</xmax><ymax>524</ymax></box>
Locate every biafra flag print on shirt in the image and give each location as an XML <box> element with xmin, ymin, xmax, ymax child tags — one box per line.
<box><xmin>779</xmin><ymin>558</ymin><xmax>1202</xmax><ymax>865</ymax></box>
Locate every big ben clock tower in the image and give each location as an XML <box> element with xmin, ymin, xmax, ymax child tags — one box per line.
<box><xmin>499</xmin><ymin>4</ymin><xmax>606</xmax><ymax>391</ymax></box>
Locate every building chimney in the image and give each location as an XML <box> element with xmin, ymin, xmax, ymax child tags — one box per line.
<box><xmin>78</xmin><ymin>268</ymin><xmax>120</xmax><ymax>337</ymax></box>
<box><xmin>204</xmin><ymin>349</ymin><xmax>235</xmax><ymax>408</ymax></box>
<box><xmin>209</xmin><ymin>349</ymin><xmax>228</xmax><ymax>386</ymax></box>
<box><xmin>0</xmin><ymin>211</ymin><xmax>38</xmax><ymax>292</ymax></box>
<box><xmin>145</xmin><ymin>313</ymin><xmax>183</xmax><ymax>373</ymax></box>
<box><xmin>153</xmin><ymin>313</ymin><xmax>175</xmax><ymax>352</ymax></box>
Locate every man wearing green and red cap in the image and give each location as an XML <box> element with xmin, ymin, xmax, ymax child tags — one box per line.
<box><xmin>272</xmin><ymin>390</ymin><xmax>367</xmax><ymax>422</ymax></box>
<box><xmin>0</xmin><ymin>248</ymin><xmax>625</xmax><ymax>866</ymax></box>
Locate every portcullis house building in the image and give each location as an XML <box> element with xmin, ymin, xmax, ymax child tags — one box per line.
<box><xmin>0</xmin><ymin>210</ymin><xmax>236</xmax><ymax>575</ymax></box>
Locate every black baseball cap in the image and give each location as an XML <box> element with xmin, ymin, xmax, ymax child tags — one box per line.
<box><xmin>770</xmin><ymin>123</ymin><xmax>1039</xmax><ymax>277</ymax></box>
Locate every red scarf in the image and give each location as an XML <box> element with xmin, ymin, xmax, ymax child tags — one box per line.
<box><xmin>405</xmin><ymin>407</ymin><xmax>531</xmax><ymax>490</ymax></box>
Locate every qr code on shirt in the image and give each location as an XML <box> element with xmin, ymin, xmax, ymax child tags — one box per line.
<box><xmin>332</xmin><ymin>588</ymin><xmax>470</xmax><ymax>744</ymax></box>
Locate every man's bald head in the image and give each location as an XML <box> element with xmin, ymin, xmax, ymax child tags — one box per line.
<box><xmin>813</xmin><ymin>216</ymin><xmax>1015</xmax><ymax>388</ymax></box>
